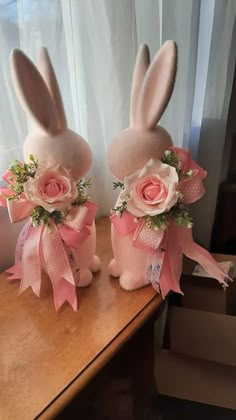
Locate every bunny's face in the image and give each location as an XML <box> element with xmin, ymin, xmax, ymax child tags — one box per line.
<box><xmin>11</xmin><ymin>47</ymin><xmax>92</xmax><ymax>181</ymax></box>
<box><xmin>107</xmin><ymin>41</ymin><xmax>177</xmax><ymax>181</ymax></box>
<box><xmin>24</xmin><ymin>129</ymin><xmax>92</xmax><ymax>181</ymax></box>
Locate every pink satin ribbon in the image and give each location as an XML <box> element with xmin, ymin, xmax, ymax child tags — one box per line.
<box><xmin>0</xmin><ymin>173</ymin><xmax>97</xmax><ymax>311</ymax></box>
<box><xmin>111</xmin><ymin>148</ymin><xmax>228</xmax><ymax>297</ymax></box>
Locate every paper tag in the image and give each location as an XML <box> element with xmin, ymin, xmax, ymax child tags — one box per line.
<box><xmin>64</xmin><ymin>244</ymin><xmax>80</xmax><ymax>286</ymax></box>
<box><xmin>144</xmin><ymin>238</ymin><xmax>166</xmax><ymax>291</ymax></box>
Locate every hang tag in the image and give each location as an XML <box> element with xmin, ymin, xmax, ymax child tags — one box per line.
<box><xmin>144</xmin><ymin>237</ymin><xmax>166</xmax><ymax>292</ymax></box>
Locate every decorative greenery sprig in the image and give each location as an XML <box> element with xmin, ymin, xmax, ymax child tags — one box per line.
<box><xmin>162</xmin><ymin>150</ymin><xmax>193</xmax><ymax>179</ymax></box>
<box><xmin>7</xmin><ymin>154</ymin><xmax>38</xmax><ymax>202</ymax></box>
<box><xmin>31</xmin><ymin>207</ymin><xmax>68</xmax><ymax>227</ymax></box>
<box><xmin>162</xmin><ymin>150</ymin><xmax>181</xmax><ymax>173</ymax></box>
<box><xmin>113</xmin><ymin>181</ymin><xmax>124</xmax><ymax>190</ymax></box>
<box><xmin>112</xmin><ymin>200</ymin><xmax>127</xmax><ymax>217</ymax></box>
<box><xmin>72</xmin><ymin>178</ymin><xmax>91</xmax><ymax>205</ymax></box>
<box><xmin>112</xmin><ymin>181</ymin><xmax>127</xmax><ymax>216</ymax></box>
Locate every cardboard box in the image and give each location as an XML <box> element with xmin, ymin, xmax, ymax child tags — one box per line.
<box><xmin>174</xmin><ymin>254</ymin><xmax>236</xmax><ymax>315</ymax></box>
<box><xmin>155</xmin><ymin>255</ymin><xmax>236</xmax><ymax>409</ymax></box>
<box><xmin>155</xmin><ymin>306</ymin><xmax>236</xmax><ymax>409</ymax></box>
<box><xmin>168</xmin><ymin>306</ymin><xmax>236</xmax><ymax>366</ymax></box>
<box><xmin>156</xmin><ymin>350</ymin><xmax>236</xmax><ymax>410</ymax></box>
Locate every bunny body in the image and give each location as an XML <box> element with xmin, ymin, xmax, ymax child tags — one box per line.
<box><xmin>11</xmin><ymin>47</ymin><xmax>101</xmax><ymax>287</ymax></box>
<box><xmin>107</xmin><ymin>41</ymin><xmax>177</xmax><ymax>290</ymax></box>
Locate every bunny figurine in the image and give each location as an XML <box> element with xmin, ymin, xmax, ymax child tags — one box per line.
<box><xmin>107</xmin><ymin>41</ymin><xmax>228</xmax><ymax>296</ymax></box>
<box><xmin>107</xmin><ymin>41</ymin><xmax>177</xmax><ymax>293</ymax></box>
<box><xmin>0</xmin><ymin>47</ymin><xmax>101</xmax><ymax>310</ymax></box>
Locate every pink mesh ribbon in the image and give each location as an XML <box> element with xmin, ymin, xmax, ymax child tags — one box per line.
<box><xmin>170</xmin><ymin>147</ymin><xmax>207</xmax><ymax>204</ymax></box>
<box><xmin>0</xmin><ymin>175</ymin><xmax>97</xmax><ymax>311</ymax></box>
<box><xmin>111</xmin><ymin>148</ymin><xmax>229</xmax><ymax>297</ymax></box>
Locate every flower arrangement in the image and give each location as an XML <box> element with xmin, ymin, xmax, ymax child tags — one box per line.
<box><xmin>1</xmin><ymin>154</ymin><xmax>91</xmax><ymax>227</ymax></box>
<box><xmin>112</xmin><ymin>148</ymin><xmax>202</xmax><ymax>231</ymax></box>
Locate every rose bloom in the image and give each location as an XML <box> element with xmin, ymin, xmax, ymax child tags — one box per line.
<box><xmin>24</xmin><ymin>162</ymin><xmax>78</xmax><ymax>212</ymax></box>
<box><xmin>124</xmin><ymin>159</ymin><xmax>179</xmax><ymax>217</ymax></box>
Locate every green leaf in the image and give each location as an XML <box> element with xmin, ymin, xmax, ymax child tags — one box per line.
<box><xmin>113</xmin><ymin>181</ymin><xmax>124</xmax><ymax>190</ymax></box>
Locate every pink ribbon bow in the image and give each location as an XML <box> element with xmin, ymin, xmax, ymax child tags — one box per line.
<box><xmin>111</xmin><ymin>148</ymin><xmax>228</xmax><ymax>297</ymax></box>
<box><xmin>170</xmin><ymin>147</ymin><xmax>207</xmax><ymax>204</ymax></box>
<box><xmin>0</xmin><ymin>170</ymin><xmax>97</xmax><ymax>311</ymax></box>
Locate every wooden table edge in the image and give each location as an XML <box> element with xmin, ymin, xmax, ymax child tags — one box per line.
<box><xmin>37</xmin><ymin>293</ymin><xmax>163</xmax><ymax>419</ymax></box>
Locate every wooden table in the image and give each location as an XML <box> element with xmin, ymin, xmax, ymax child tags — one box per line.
<box><xmin>0</xmin><ymin>217</ymin><xmax>162</xmax><ymax>419</ymax></box>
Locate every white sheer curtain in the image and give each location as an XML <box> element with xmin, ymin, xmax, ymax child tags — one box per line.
<box><xmin>0</xmin><ymin>0</ymin><xmax>201</xmax><ymax>209</ymax></box>
<box><xmin>0</xmin><ymin>0</ymin><xmax>235</xmax><ymax>268</ymax></box>
<box><xmin>189</xmin><ymin>0</ymin><xmax>236</xmax><ymax>247</ymax></box>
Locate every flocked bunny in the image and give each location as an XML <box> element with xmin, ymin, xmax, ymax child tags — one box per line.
<box><xmin>107</xmin><ymin>41</ymin><xmax>177</xmax><ymax>291</ymax></box>
<box><xmin>107</xmin><ymin>41</ymin><xmax>229</xmax><ymax>296</ymax></box>
<box><xmin>2</xmin><ymin>47</ymin><xmax>101</xmax><ymax>309</ymax></box>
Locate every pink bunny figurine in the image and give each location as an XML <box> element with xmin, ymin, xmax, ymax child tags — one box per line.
<box><xmin>4</xmin><ymin>47</ymin><xmax>101</xmax><ymax>309</ymax></box>
<box><xmin>107</xmin><ymin>41</ymin><xmax>229</xmax><ymax>296</ymax></box>
<box><xmin>107</xmin><ymin>41</ymin><xmax>177</xmax><ymax>291</ymax></box>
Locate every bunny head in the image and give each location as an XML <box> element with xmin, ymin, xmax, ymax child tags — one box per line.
<box><xmin>10</xmin><ymin>48</ymin><xmax>92</xmax><ymax>181</ymax></box>
<box><xmin>107</xmin><ymin>41</ymin><xmax>177</xmax><ymax>180</ymax></box>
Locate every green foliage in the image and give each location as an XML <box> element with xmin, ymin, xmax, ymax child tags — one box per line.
<box><xmin>162</xmin><ymin>150</ymin><xmax>194</xmax><ymax>179</ymax></box>
<box><xmin>6</xmin><ymin>156</ymin><xmax>38</xmax><ymax>201</ymax></box>
<box><xmin>72</xmin><ymin>178</ymin><xmax>91</xmax><ymax>205</ymax></box>
<box><xmin>113</xmin><ymin>181</ymin><xmax>124</xmax><ymax>190</ymax></box>
<box><xmin>112</xmin><ymin>201</ymin><xmax>127</xmax><ymax>216</ymax></box>
<box><xmin>162</xmin><ymin>150</ymin><xmax>181</xmax><ymax>173</ymax></box>
<box><xmin>145</xmin><ymin>213</ymin><xmax>168</xmax><ymax>230</ymax></box>
<box><xmin>31</xmin><ymin>207</ymin><xmax>67</xmax><ymax>227</ymax></box>
<box><xmin>31</xmin><ymin>207</ymin><xmax>49</xmax><ymax>227</ymax></box>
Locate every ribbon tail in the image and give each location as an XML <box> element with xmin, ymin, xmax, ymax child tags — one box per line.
<box><xmin>159</xmin><ymin>226</ymin><xmax>183</xmax><ymax>298</ymax></box>
<box><xmin>15</xmin><ymin>220</ymin><xmax>31</xmax><ymax>264</ymax></box>
<box><xmin>6</xmin><ymin>220</ymin><xmax>31</xmax><ymax>281</ymax></box>
<box><xmin>20</xmin><ymin>224</ymin><xmax>42</xmax><ymax>297</ymax></box>
<box><xmin>159</xmin><ymin>254</ymin><xmax>182</xmax><ymax>299</ymax></box>
<box><xmin>53</xmin><ymin>278</ymin><xmax>78</xmax><ymax>311</ymax></box>
<box><xmin>42</xmin><ymin>223</ymin><xmax>78</xmax><ymax>310</ymax></box>
<box><xmin>6</xmin><ymin>263</ymin><xmax>22</xmax><ymax>280</ymax></box>
<box><xmin>177</xmin><ymin>226</ymin><xmax>229</xmax><ymax>286</ymax></box>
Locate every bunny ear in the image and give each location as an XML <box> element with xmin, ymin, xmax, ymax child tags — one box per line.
<box><xmin>130</xmin><ymin>44</ymin><xmax>150</xmax><ymax>126</ymax></box>
<box><xmin>136</xmin><ymin>41</ymin><xmax>177</xmax><ymax>131</ymax></box>
<box><xmin>37</xmin><ymin>47</ymin><xmax>67</xmax><ymax>131</ymax></box>
<box><xmin>10</xmin><ymin>49</ymin><xmax>59</xmax><ymax>134</ymax></box>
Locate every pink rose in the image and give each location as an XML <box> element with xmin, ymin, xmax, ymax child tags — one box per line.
<box><xmin>124</xmin><ymin>159</ymin><xmax>179</xmax><ymax>217</ymax></box>
<box><xmin>24</xmin><ymin>163</ymin><xmax>78</xmax><ymax>212</ymax></box>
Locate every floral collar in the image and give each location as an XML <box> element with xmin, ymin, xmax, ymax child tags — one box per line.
<box><xmin>111</xmin><ymin>147</ymin><xmax>206</xmax><ymax>231</ymax></box>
